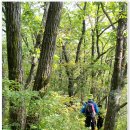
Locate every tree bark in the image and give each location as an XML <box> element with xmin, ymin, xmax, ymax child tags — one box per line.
<box><xmin>90</xmin><ymin>29</ymin><xmax>95</xmax><ymax>94</ymax></box>
<box><xmin>5</xmin><ymin>2</ymin><xmax>22</xmax><ymax>83</ymax></box>
<box><xmin>33</xmin><ymin>2</ymin><xmax>63</xmax><ymax>91</ymax></box>
<box><xmin>25</xmin><ymin>3</ymin><xmax>63</xmax><ymax>129</ymax></box>
<box><xmin>104</xmin><ymin>3</ymin><xmax>127</xmax><ymax>130</ymax></box>
<box><xmin>24</xmin><ymin>3</ymin><xmax>50</xmax><ymax>89</ymax></box>
<box><xmin>75</xmin><ymin>2</ymin><xmax>86</xmax><ymax>63</ymax></box>
<box><xmin>62</xmin><ymin>44</ymin><xmax>74</xmax><ymax>97</ymax></box>
<box><xmin>96</xmin><ymin>3</ymin><xmax>100</xmax><ymax>57</ymax></box>
<box><xmin>42</xmin><ymin>2</ymin><xmax>50</xmax><ymax>27</ymax></box>
<box><xmin>24</xmin><ymin>31</ymin><xmax>42</xmax><ymax>89</ymax></box>
<box><xmin>4</xmin><ymin>2</ymin><xmax>25</xmax><ymax>130</ymax></box>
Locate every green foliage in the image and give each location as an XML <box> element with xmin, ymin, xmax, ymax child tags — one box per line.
<box><xmin>3</xmin><ymin>79</ymin><xmax>39</xmax><ymax>108</ymax></box>
<box><xmin>3</xmin><ymin>84</ymin><xmax>87</xmax><ymax>130</ymax></box>
<box><xmin>2</xmin><ymin>2</ymin><xmax>127</xmax><ymax>130</ymax></box>
<box><xmin>29</xmin><ymin>91</ymin><xmax>86</xmax><ymax>130</ymax></box>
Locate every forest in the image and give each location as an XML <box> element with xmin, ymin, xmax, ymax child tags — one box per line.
<box><xmin>2</xmin><ymin>2</ymin><xmax>127</xmax><ymax>130</ymax></box>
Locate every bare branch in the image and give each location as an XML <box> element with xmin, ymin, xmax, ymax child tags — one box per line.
<box><xmin>98</xmin><ymin>95</ymin><xmax>107</xmax><ymax>105</ymax></box>
<box><xmin>75</xmin><ymin>2</ymin><xmax>86</xmax><ymax>63</ymax></box>
<box><xmin>93</xmin><ymin>46</ymin><xmax>115</xmax><ymax>63</ymax></box>
<box><xmin>100</xmin><ymin>2</ymin><xmax>116</xmax><ymax>30</ymax></box>
<box><xmin>76</xmin><ymin>3</ymin><xmax>83</xmax><ymax>10</ymax></box>
<box><xmin>2</xmin><ymin>18</ymin><xmax>6</xmax><ymax>22</ymax></box>
<box><xmin>2</xmin><ymin>29</ymin><xmax>6</xmax><ymax>33</ymax></box>
<box><xmin>98</xmin><ymin>21</ymin><xmax>118</xmax><ymax>37</ymax></box>
<box><xmin>117</xmin><ymin>102</ymin><xmax>127</xmax><ymax>112</ymax></box>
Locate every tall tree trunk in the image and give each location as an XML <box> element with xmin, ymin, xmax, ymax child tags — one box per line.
<box><xmin>4</xmin><ymin>2</ymin><xmax>25</xmax><ymax>130</ymax></box>
<box><xmin>25</xmin><ymin>3</ymin><xmax>63</xmax><ymax>129</ymax></box>
<box><xmin>62</xmin><ymin>45</ymin><xmax>74</xmax><ymax>97</ymax></box>
<box><xmin>96</xmin><ymin>3</ymin><xmax>100</xmax><ymax>57</ymax></box>
<box><xmin>104</xmin><ymin>3</ymin><xmax>127</xmax><ymax>130</ymax></box>
<box><xmin>24</xmin><ymin>3</ymin><xmax>49</xmax><ymax>89</ymax></box>
<box><xmin>33</xmin><ymin>2</ymin><xmax>63</xmax><ymax>90</ymax></box>
<box><xmin>90</xmin><ymin>29</ymin><xmax>95</xmax><ymax>94</ymax></box>
<box><xmin>91</xmin><ymin>3</ymin><xmax>100</xmax><ymax>95</ymax></box>
<box><xmin>62</xmin><ymin>2</ymin><xmax>87</xmax><ymax>97</ymax></box>
<box><xmin>75</xmin><ymin>2</ymin><xmax>86</xmax><ymax>63</ymax></box>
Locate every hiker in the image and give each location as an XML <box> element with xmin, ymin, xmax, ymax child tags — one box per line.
<box><xmin>81</xmin><ymin>94</ymin><xmax>99</xmax><ymax>130</ymax></box>
<box><xmin>97</xmin><ymin>104</ymin><xmax>105</xmax><ymax>130</ymax></box>
<box><xmin>97</xmin><ymin>113</ymin><xmax>104</xmax><ymax>130</ymax></box>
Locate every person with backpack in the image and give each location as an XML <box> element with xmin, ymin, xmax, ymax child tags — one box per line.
<box><xmin>81</xmin><ymin>94</ymin><xmax>99</xmax><ymax>130</ymax></box>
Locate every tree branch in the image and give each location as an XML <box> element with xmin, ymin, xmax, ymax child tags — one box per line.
<box><xmin>2</xmin><ymin>18</ymin><xmax>6</xmax><ymax>22</ymax></box>
<box><xmin>117</xmin><ymin>102</ymin><xmax>127</xmax><ymax>112</ymax></box>
<box><xmin>62</xmin><ymin>44</ymin><xmax>69</xmax><ymax>63</ymax></box>
<box><xmin>75</xmin><ymin>2</ymin><xmax>86</xmax><ymax>63</ymax></box>
<box><xmin>93</xmin><ymin>46</ymin><xmax>114</xmax><ymax>63</ymax></box>
<box><xmin>100</xmin><ymin>2</ymin><xmax>116</xmax><ymax>30</ymax></box>
<box><xmin>2</xmin><ymin>5</ymin><xmax>6</xmax><ymax>15</ymax></box>
<box><xmin>76</xmin><ymin>3</ymin><xmax>83</xmax><ymax>10</ymax></box>
<box><xmin>98</xmin><ymin>21</ymin><xmax>118</xmax><ymax>37</ymax></box>
<box><xmin>98</xmin><ymin>95</ymin><xmax>107</xmax><ymax>105</ymax></box>
<box><xmin>21</xmin><ymin>34</ymin><xmax>29</xmax><ymax>48</ymax></box>
<box><xmin>2</xmin><ymin>29</ymin><xmax>6</xmax><ymax>33</ymax></box>
<box><xmin>42</xmin><ymin>2</ymin><xmax>49</xmax><ymax>27</ymax></box>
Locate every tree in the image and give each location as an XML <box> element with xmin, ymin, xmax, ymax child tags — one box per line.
<box><xmin>33</xmin><ymin>2</ymin><xmax>63</xmax><ymax>90</ymax></box>
<box><xmin>24</xmin><ymin>2</ymin><xmax>49</xmax><ymax>89</ymax></box>
<box><xmin>4</xmin><ymin>2</ymin><xmax>25</xmax><ymax>130</ymax></box>
<box><xmin>104</xmin><ymin>3</ymin><xmax>127</xmax><ymax>130</ymax></box>
<box><xmin>75</xmin><ymin>2</ymin><xmax>86</xmax><ymax>63</ymax></box>
<box><xmin>62</xmin><ymin>2</ymin><xmax>87</xmax><ymax>97</ymax></box>
<box><xmin>62</xmin><ymin>44</ymin><xmax>74</xmax><ymax>97</ymax></box>
<box><xmin>25</xmin><ymin>3</ymin><xmax>63</xmax><ymax>128</ymax></box>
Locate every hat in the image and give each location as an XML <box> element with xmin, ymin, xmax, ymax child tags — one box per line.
<box><xmin>88</xmin><ymin>94</ymin><xmax>93</xmax><ymax>99</ymax></box>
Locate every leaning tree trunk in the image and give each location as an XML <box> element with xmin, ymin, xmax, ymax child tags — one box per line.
<box><xmin>104</xmin><ymin>3</ymin><xmax>127</xmax><ymax>130</ymax></box>
<box><xmin>4</xmin><ymin>2</ymin><xmax>25</xmax><ymax>130</ymax></box>
<box><xmin>24</xmin><ymin>3</ymin><xmax>49</xmax><ymax>89</ymax></box>
<box><xmin>33</xmin><ymin>2</ymin><xmax>63</xmax><ymax>91</ymax></box>
<box><xmin>25</xmin><ymin>3</ymin><xmax>63</xmax><ymax>129</ymax></box>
